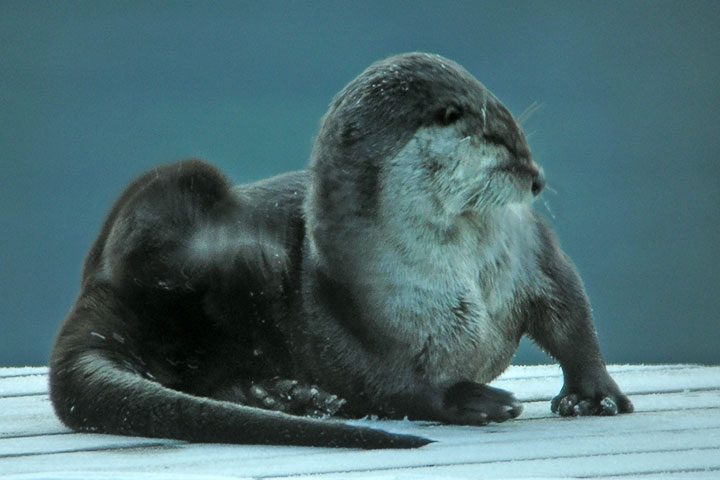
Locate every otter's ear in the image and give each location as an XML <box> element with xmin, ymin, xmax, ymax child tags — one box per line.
<box><xmin>436</xmin><ymin>104</ymin><xmax>463</xmax><ymax>126</ymax></box>
<box><xmin>340</xmin><ymin>120</ymin><xmax>361</xmax><ymax>146</ymax></box>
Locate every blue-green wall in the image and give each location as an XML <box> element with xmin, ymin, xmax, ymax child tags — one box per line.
<box><xmin>1</xmin><ymin>1</ymin><xmax>718</xmax><ymax>366</ymax></box>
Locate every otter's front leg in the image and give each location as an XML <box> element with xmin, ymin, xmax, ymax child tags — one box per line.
<box><xmin>527</xmin><ymin>225</ymin><xmax>633</xmax><ymax>416</ymax></box>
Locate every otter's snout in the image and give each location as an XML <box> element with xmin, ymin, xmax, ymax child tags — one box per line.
<box><xmin>531</xmin><ymin>168</ymin><xmax>545</xmax><ymax>197</ymax></box>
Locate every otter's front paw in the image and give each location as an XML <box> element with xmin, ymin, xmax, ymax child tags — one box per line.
<box><xmin>551</xmin><ymin>377</ymin><xmax>634</xmax><ymax>417</ymax></box>
<box><xmin>443</xmin><ymin>382</ymin><xmax>523</xmax><ymax>425</ymax></box>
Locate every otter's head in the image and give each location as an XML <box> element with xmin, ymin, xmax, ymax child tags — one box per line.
<box><xmin>307</xmin><ymin>52</ymin><xmax>544</xmax><ymax>239</ymax></box>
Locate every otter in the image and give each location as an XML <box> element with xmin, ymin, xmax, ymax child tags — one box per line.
<box><xmin>49</xmin><ymin>52</ymin><xmax>633</xmax><ymax>449</ymax></box>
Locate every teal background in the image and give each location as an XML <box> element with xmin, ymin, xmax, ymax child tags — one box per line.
<box><xmin>1</xmin><ymin>1</ymin><xmax>718</xmax><ymax>366</ymax></box>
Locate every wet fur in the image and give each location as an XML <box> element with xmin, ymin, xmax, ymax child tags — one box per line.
<box><xmin>50</xmin><ymin>53</ymin><xmax>632</xmax><ymax>449</ymax></box>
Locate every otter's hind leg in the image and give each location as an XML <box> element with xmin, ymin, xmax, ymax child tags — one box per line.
<box><xmin>442</xmin><ymin>382</ymin><xmax>523</xmax><ymax>425</ymax></box>
<box><xmin>382</xmin><ymin>382</ymin><xmax>522</xmax><ymax>426</ymax></box>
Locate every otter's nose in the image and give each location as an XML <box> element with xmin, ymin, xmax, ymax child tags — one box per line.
<box><xmin>531</xmin><ymin>169</ymin><xmax>545</xmax><ymax>197</ymax></box>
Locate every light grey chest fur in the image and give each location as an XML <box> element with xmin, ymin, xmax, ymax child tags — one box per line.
<box><xmin>363</xmin><ymin>205</ymin><xmax>542</xmax><ymax>388</ymax></box>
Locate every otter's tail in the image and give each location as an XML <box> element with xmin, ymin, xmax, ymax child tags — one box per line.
<box><xmin>49</xmin><ymin>347</ymin><xmax>430</xmax><ymax>449</ymax></box>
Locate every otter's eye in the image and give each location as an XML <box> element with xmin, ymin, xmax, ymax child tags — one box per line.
<box><xmin>436</xmin><ymin>105</ymin><xmax>463</xmax><ymax>126</ymax></box>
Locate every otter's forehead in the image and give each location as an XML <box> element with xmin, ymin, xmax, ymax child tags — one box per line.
<box><xmin>331</xmin><ymin>52</ymin><xmax>489</xmax><ymax>124</ymax></box>
<box><xmin>364</xmin><ymin>53</ymin><xmax>485</xmax><ymax>98</ymax></box>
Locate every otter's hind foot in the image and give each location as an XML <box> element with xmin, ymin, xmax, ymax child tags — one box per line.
<box><xmin>214</xmin><ymin>378</ymin><xmax>346</xmax><ymax>417</ymax></box>
<box><xmin>443</xmin><ymin>382</ymin><xmax>523</xmax><ymax>425</ymax></box>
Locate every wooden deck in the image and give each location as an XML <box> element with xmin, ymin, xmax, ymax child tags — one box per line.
<box><xmin>1</xmin><ymin>364</ymin><xmax>719</xmax><ymax>479</ymax></box>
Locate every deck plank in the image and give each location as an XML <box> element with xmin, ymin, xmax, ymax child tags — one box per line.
<box><xmin>0</xmin><ymin>365</ymin><xmax>717</xmax><ymax>479</ymax></box>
